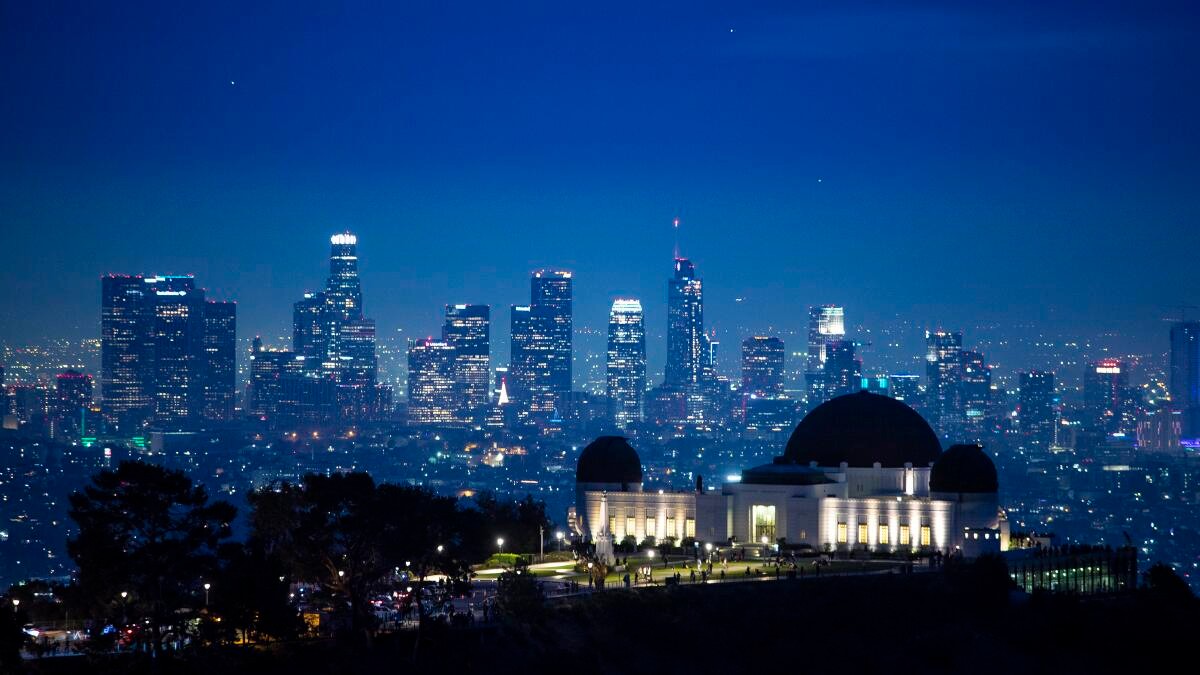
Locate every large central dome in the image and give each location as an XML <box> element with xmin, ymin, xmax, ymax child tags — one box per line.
<box><xmin>576</xmin><ymin>436</ymin><xmax>643</xmax><ymax>485</ymax></box>
<box><xmin>784</xmin><ymin>391</ymin><xmax>942</xmax><ymax>468</ymax></box>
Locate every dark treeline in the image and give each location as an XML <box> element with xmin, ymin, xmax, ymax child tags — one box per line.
<box><xmin>2</xmin><ymin>460</ymin><xmax>549</xmax><ymax>666</ymax></box>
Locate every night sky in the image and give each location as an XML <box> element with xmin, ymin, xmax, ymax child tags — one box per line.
<box><xmin>2</xmin><ymin>1</ymin><xmax>1198</xmax><ymax>374</ymax></box>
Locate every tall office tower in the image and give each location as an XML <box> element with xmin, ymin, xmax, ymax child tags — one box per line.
<box><xmin>324</xmin><ymin>232</ymin><xmax>363</xmax><ymax>323</ymax></box>
<box><xmin>509</xmin><ymin>305</ymin><xmax>537</xmax><ymax>418</ymax></box>
<box><xmin>960</xmin><ymin>350</ymin><xmax>991</xmax><ymax>440</ymax></box>
<box><xmin>665</xmin><ymin>258</ymin><xmax>708</xmax><ymax>386</ymax></box>
<box><xmin>1018</xmin><ymin>370</ymin><xmax>1059</xmax><ymax>451</ymax></box>
<box><xmin>925</xmin><ymin>329</ymin><xmax>964</xmax><ymax>441</ymax></box>
<box><xmin>444</xmin><ymin>304</ymin><xmax>491</xmax><ymax>420</ymax></box>
<box><xmin>822</xmin><ymin>339</ymin><xmax>862</xmax><ymax>398</ymax></box>
<box><xmin>1170</xmin><ymin>321</ymin><xmax>1200</xmax><ymax>439</ymax></box>
<box><xmin>201</xmin><ymin>300</ymin><xmax>237</xmax><ymax>421</ymax></box>
<box><xmin>530</xmin><ymin>270</ymin><xmax>573</xmax><ymax>397</ymax></box>
<box><xmin>100</xmin><ymin>275</ymin><xmax>151</xmax><ymax>428</ymax></box>
<box><xmin>1083</xmin><ymin>359</ymin><xmax>1134</xmax><ymax>436</ymax></box>
<box><xmin>144</xmin><ymin>276</ymin><xmax>205</xmax><ymax>428</ymax></box>
<box><xmin>804</xmin><ymin>305</ymin><xmax>845</xmax><ymax>408</ymax></box>
<box><xmin>741</xmin><ymin>336</ymin><xmax>786</xmax><ymax>396</ymax></box>
<box><xmin>606</xmin><ymin>299</ymin><xmax>647</xmax><ymax>429</ymax></box>
<box><xmin>248</xmin><ymin>337</ymin><xmax>297</xmax><ymax>422</ymax></box>
<box><xmin>407</xmin><ymin>338</ymin><xmax>458</xmax><ymax>425</ymax></box>
<box><xmin>54</xmin><ymin>370</ymin><xmax>93</xmax><ymax>437</ymax></box>
<box><xmin>889</xmin><ymin>374</ymin><xmax>922</xmax><ymax>405</ymax></box>
<box><xmin>292</xmin><ymin>291</ymin><xmax>327</xmax><ymax>364</ymax></box>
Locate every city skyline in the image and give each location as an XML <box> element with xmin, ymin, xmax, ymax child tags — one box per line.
<box><xmin>2</xmin><ymin>3</ymin><xmax>1197</xmax><ymax>365</ymax></box>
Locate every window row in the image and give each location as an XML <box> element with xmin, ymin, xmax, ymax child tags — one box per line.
<box><xmin>836</xmin><ymin>522</ymin><xmax>930</xmax><ymax>547</ymax></box>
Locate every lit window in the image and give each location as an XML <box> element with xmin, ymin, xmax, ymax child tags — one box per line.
<box><xmin>837</xmin><ymin>523</ymin><xmax>848</xmax><ymax>544</ymax></box>
<box><xmin>626</xmin><ymin>517</ymin><xmax>636</xmax><ymax>536</ymax></box>
<box><xmin>646</xmin><ymin>517</ymin><xmax>657</xmax><ymax>538</ymax></box>
<box><xmin>799</xmin><ymin>530</ymin><xmax>807</xmax><ymax>541</ymax></box>
<box><xmin>900</xmin><ymin>525</ymin><xmax>910</xmax><ymax>546</ymax></box>
<box><xmin>920</xmin><ymin>525</ymin><xmax>931</xmax><ymax>547</ymax></box>
<box><xmin>858</xmin><ymin>523</ymin><xmax>868</xmax><ymax>544</ymax></box>
<box><xmin>879</xmin><ymin>525</ymin><xmax>890</xmax><ymax>545</ymax></box>
<box><xmin>666</xmin><ymin>517</ymin><xmax>676</xmax><ymax>537</ymax></box>
<box><xmin>609</xmin><ymin>516</ymin><xmax>617</xmax><ymax>535</ymax></box>
<box><xmin>685</xmin><ymin>518</ymin><xmax>696</xmax><ymax>538</ymax></box>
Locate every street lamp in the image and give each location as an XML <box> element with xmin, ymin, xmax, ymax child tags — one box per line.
<box><xmin>496</xmin><ymin>537</ymin><xmax>505</xmax><ymax>554</ymax></box>
<box><xmin>555</xmin><ymin>531</ymin><xmax>564</xmax><ymax>551</ymax></box>
<box><xmin>436</xmin><ymin>545</ymin><xmax>444</xmax><ymax>554</ymax></box>
<box><xmin>11</xmin><ymin>599</ymin><xmax>18</xmax><ymax>614</ymax></box>
<box><xmin>203</xmin><ymin>583</ymin><xmax>211</xmax><ymax>607</ymax></box>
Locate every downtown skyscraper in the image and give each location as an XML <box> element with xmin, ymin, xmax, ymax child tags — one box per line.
<box><xmin>665</xmin><ymin>258</ymin><xmax>708</xmax><ymax>387</ymax></box>
<box><xmin>1170</xmin><ymin>321</ymin><xmax>1200</xmax><ymax>441</ymax></box>
<box><xmin>443</xmin><ymin>304</ymin><xmax>491</xmax><ymax>421</ymax></box>
<box><xmin>925</xmin><ymin>329</ymin><xmax>963</xmax><ymax>442</ymax></box>
<box><xmin>1019</xmin><ymin>370</ymin><xmax>1059</xmax><ymax>451</ymax></box>
<box><xmin>606</xmin><ymin>299</ymin><xmax>646</xmax><ymax>429</ymax></box>
<box><xmin>290</xmin><ymin>232</ymin><xmax>381</xmax><ymax>423</ymax></box>
<box><xmin>1083</xmin><ymin>359</ymin><xmax>1135</xmax><ymax>437</ymax></box>
<box><xmin>741</xmin><ymin>336</ymin><xmax>785</xmax><ymax>397</ymax></box>
<box><xmin>407</xmin><ymin>338</ymin><xmax>457</xmax><ymax>426</ymax></box>
<box><xmin>805</xmin><ymin>305</ymin><xmax>845</xmax><ymax>409</ymax></box>
<box><xmin>509</xmin><ymin>270</ymin><xmax>572</xmax><ymax>420</ymax></box>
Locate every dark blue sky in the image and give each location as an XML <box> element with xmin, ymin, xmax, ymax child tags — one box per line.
<box><xmin>2</xmin><ymin>1</ymin><xmax>1198</xmax><ymax>373</ymax></box>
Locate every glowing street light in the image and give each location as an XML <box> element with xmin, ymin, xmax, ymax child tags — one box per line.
<box><xmin>436</xmin><ymin>545</ymin><xmax>444</xmax><ymax>554</ymax></box>
<box><xmin>496</xmin><ymin>537</ymin><xmax>505</xmax><ymax>553</ymax></box>
<box><xmin>11</xmin><ymin>599</ymin><xmax>18</xmax><ymax>614</ymax></box>
<box><xmin>203</xmin><ymin>582</ymin><xmax>211</xmax><ymax>607</ymax></box>
<box><xmin>555</xmin><ymin>531</ymin><xmax>564</xmax><ymax>551</ymax></box>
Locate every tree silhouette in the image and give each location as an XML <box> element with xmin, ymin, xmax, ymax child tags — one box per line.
<box><xmin>67</xmin><ymin>461</ymin><xmax>236</xmax><ymax>657</ymax></box>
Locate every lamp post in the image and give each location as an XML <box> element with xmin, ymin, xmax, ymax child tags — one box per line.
<box><xmin>496</xmin><ymin>537</ymin><xmax>505</xmax><ymax>555</ymax></box>
<box><xmin>555</xmin><ymin>531</ymin><xmax>564</xmax><ymax>552</ymax></box>
<box><xmin>203</xmin><ymin>583</ymin><xmax>211</xmax><ymax>607</ymax></box>
<box><xmin>11</xmin><ymin>598</ymin><xmax>17</xmax><ymax>614</ymax></box>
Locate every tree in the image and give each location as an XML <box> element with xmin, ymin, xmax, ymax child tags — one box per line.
<box><xmin>0</xmin><ymin>598</ymin><xmax>24</xmax><ymax>671</ymax></box>
<box><xmin>67</xmin><ymin>461</ymin><xmax>235</xmax><ymax>657</ymax></box>
<box><xmin>1143</xmin><ymin>562</ymin><xmax>1195</xmax><ymax>605</ymax></box>
<box><xmin>494</xmin><ymin>558</ymin><xmax>544</xmax><ymax>624</ymax></box>
<box><xmin>210</xmin><ymin>542</ymin><xmax>303</xmax><ymax>645</ymax></box>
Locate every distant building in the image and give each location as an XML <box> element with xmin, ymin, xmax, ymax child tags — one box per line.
<box><xmin>741</xmin><ymin>336</ymin><xmax>785</xmax><ymax>397</ymax></box>
<box><xmin>1019</xmin><ymin>371</ymin><xmax>1058</xmax><ymax>450</ymax></box>
<box><xmin>888</xmin><ymin>374</ymin><xmax>922</xmax><ymax>406</ymax></box>
<box><xmin>444</xmin><ymin>304</ymin><xmax>491</xmax><ymax>422</ymax></box>
<box><xmin>54</xmin><ymin>370</ymin><xmax>93</xmax><ymax>439</ymax></box>
<box><xmin>1083</xmin><ymin>359</ymin><xmax>1136</xmax><ymax>436</ymax></box>
<box><xmin>666</xmin><ymin>259</ymin><xmax>708</xmax><ymax>387</ymax></box>
<box><xmin>925</xmin><ymin>329</ymin><xmax>963</xmax><ymax>441</ymax></box>
<box><xmin>1169</xmin><ymin>321</ymin><xmax>1200</xmax><ymax>440</ymax></box>
<box><xmin>805</xmin><ymin>305</ymin><xmax>845</xmax><ymax>409</ymax></box>
<box><xmin>822</xmin><ymin>339</ymin><xmax>861</xmax><ymax>399</ymax></box>
<box><xmin>407</xmin><ymin>338</ymin><xmax>458</xmax><ymax>426</ymax></box>
<box><xmin>509</xmin><ymin>271</ymin><xmax>573</xmax><ymax>421</ymax></box>
<box><xmin>100</xmin><ymin>275</ymin><xmax>151</xmax><ymax>429</ymax></box>
<box><xmin>960</xmin><ymin>350</ymin><xmax>991</xmax><ymax>442</ymax></box>
<box><xmin>201</xmin><ymin>300</ymin><xmax>237</xmax><ymax>421</ymax></box>
<box><xmin>606</xmin><ymin>299</ymin><xmax>646</xmax><ymax>429</ymax></box>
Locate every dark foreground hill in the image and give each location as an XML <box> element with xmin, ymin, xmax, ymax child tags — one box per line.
<box><xmin>19</xmin><ymin>564</ymin><xmax>1199</xmax><ymax>675</ymax></box>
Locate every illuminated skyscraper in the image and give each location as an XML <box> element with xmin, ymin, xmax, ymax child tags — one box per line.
<box><xmin>960</xmin><ymin>350</ymin><xmax>991</xmax><ymax>441</ymax></box>
<box><xmin>1170</xmin><ymin>321</ymin><xmax>1200</xmax><ymax>439</ymax></box>
<box><xmin>1083</xmin><ymin>359</ymin><xmax>1135</xmax><ymax>436</ymax></box>
<box><xmin>822</xmin><ymin>339</ymin><xmax>861</xmax><ymax>399</ymax></box>
<box><xmin>741</xmin><ymin>336</ymin><xmax>785</xmax><ymax>397</ymax></box>
<box><xmin>54</xmin><ymin>370</ymin><xmax>93</xmax><ymax>439</ymax></box>
<box><xmin>666</xmin><ymin>258</ymin><xmax>708</xmax><ymax>386</ymax></box>
<box><xmin>805</xmin><ymin>305</ymin><xmax>845</xmax><ymax>408</ymax></box>
<box><xmin>531</xmin><ymin>270</ymin><xmax>573</xmax><ymax>398</ymax></box>
<box><xmin>249</xmin><ymin>337</ymin><xmax>294</xmax><ymax>421</ymax></box>
<box><xmin>1019</xmin><ymin>370</ymin><xmax>1058</xmax><ymax>450</ymax></box>
<box><xmin>101</xmin><ymin>275</ymin><xmax>151</xmax><ymax>428</ymax></box>
<box><xmin>292</xmin><ymin>291</ymin><xmax>327</xmax><ymax>365</ymax></box>
<box><xmin>444</xmin><ymin>304</ymin><xmax>491</xmax><ymax>420</ymax></box>
<box><xmin>925</xmin><ymin>329</ymin><xmax>963</xmax><ymax>441</ymax></box>
<box><xmin>145</xmin><ymin>276</ymin><xmax>206</xmax><ymax>428</ymax></box>
<box><xmin>291</xmin><ymin>232</ymin><xmax>379</xmax><ymax>422</ymax></box>
<box><xmin>201</xmin><ymin>300</ymin><xmax>237</xmax><ymax>421</ymax></box>
<box><xmin>606</xmin><ymin>299</ymin><xmax>646</xmax><ymax>429</ymax></box>
<box><xmin>407</xmin><ymin>338</ymin><xmax>458</xmax><ymax>425</ymax></box>
<box><xmin>510</xmin><ymin>271</ymin><xmax>573</xmax><ymax>420</ymax></box>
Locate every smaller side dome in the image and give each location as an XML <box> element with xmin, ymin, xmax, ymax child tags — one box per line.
<box><xmin>930</xmin><ymin>444</ymin><xmax>998</xmax><ymax>493</ymax></box>
<box><xmin>576</xmin><ymin>436</ymin><xmax>643</xmax><ymax>485</ymax></box>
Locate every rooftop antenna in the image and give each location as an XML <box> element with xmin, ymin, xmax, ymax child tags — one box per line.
<box><xmin>673</xmin><ymin>217</ymin><xmax>681</xmax><ymax>260</ymax></box>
